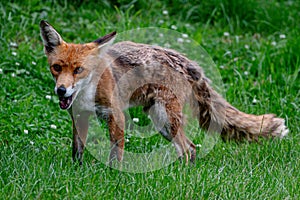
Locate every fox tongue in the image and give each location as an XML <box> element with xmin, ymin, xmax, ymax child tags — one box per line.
<box><xmin>59</xmin><ymin>95</ymin><xmax>72</xmax><ymax>109</ymax></box>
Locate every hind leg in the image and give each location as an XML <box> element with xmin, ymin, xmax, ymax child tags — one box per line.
<box><xmin>148</xmin><ymin>101</ymin><xmax>196</xmax><ymax>163</ymax></box>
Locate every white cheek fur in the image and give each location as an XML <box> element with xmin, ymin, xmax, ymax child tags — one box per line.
<box><xmin>65</xmin><ymin>86</ymin><xmax>75</xmax><ymax>97</ymax></box>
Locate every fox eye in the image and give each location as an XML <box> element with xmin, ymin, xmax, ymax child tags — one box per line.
<box><xmin>52</xmin><ymin>64</ymin><xmax>62</xmax><ymax>72</ymax></box>
<box><xmin>74</xmin><ymin>67</ymin><xmax>84</xmax><ymax>74</ymax></box>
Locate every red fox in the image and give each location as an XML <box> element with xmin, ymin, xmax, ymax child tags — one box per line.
<box><xmin>40</xmin><ymin>20</ymin><xmax>288</xmax><ymax>166</ymax></box>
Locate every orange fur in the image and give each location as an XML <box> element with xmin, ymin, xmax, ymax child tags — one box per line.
<box><xmin>40</xmin><ymin>20</ymin><xmax>288</xmax><ymax>165</ymax></box>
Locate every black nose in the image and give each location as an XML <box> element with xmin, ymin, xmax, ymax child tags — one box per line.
<box><xmin>57</xmin><ymin>86</ymin><xmax>66</xmax><ymax>97</ymax></box>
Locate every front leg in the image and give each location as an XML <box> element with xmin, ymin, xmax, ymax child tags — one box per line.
<box><xmin>70</xmin><ymin>111</ymin><xmax>90</xmax><ymax>165</ymax></box>
<box><xmin>107</xmin><ymin>109</ymin><xmax>125</xmax><ymax>167</ymax></box>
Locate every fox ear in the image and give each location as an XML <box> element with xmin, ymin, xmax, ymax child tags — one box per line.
<box><xmin>40</xmin><ymin>20</ymin><xmax>63</xmax><ymax>54</ymax></box>
<box><xmin>93</xmin><ymin>31</ymin><xmax>116</xmax><ymax>53</ymax></box>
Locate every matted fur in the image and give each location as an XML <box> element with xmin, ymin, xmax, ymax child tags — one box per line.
<box><xmin>40</xmin><ymin>20</ymin><xmax>288</xmax><ymax>165</ymax></box>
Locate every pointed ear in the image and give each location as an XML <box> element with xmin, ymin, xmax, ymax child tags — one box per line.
<box><xmin>93</xmin><ymin>31</ymin><xmax>116</xmax><ymax>53</ymax></box>
<box><xmin>40</xmin><ymin>20</ymin><xmax>64</xmax><ymax>54</ymax></box>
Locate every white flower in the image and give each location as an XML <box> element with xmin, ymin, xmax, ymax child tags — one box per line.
<box><xmin>223</xmin><ymin>32</ymin><xmax>230</xmax><ymax>37</ymax></box>
<box><xmin>244</xmin><ymin>71</ymin><xmax>249</xmax><ymax>76</ymax></box>
<box><xmin>15</xmin><ymin>62</ymin><xmax>20</xmax><ymax>66</ymax></box>
<box><xmin>11</xmin><ymin>73</ymin><xmax>16</xmax><ymax>77</ymax></box>
<box><xmin>24</xmin><ymin>130</ymin><xmax>28</xmax><ymax>134</ymax></box>
<box><xmin>279</xmin><ymin>34</ymin><xmax>286</xmax><ymax>39</ymax></box>
<box><xmin>177</xmin><ymin>38</ymin><xmax>184</xmax><ymax>43</ymax></box>
<box><xmin>171</xmin><ymin>25</ymin><xmax>177</xmax><ymax>30</ymax></box>
<box><xmin>125</xmin><ymin>138</ymin><xmax>130</xmax><ymax>142</ymax></box>
<box><xmin>244</xmin><ymin>44</ymin><xmax>250</xmax><ymax>49</ymax></box>
<box><xmin>234</xmin><ymin>57</ymin><xmax>239</xmax><ymax>62</ymax></box>
<box><xmin>30</xmin><ymin>141</ymin><xmax>34</xmax><ymax>145</ymax></box>
<box><xmin>196</xmin><ymin>144</ymin><xmax>202</xmax><ymax>147</ymax></box>
<box><xmin>45</xmin><ymin>95</ymin><xmax>52</xmax><ymax>100</ymax></box>
<box><xmin>12</xmin><ymin>52</ymin><xmax>17</xmax><ymax>56</ymax></box>
<box><xmin>224</xmin><ymin>51</ymin><xmax>231</xmax><ymax>56</ymax></box>
<box><xmin>9</xmin><ymin>42</ymin><xmax>18</xmax><ymax>48</ymax></box>
<box><xmin>13</xmin><ymin>99</ymin><xmax>17</xmax><ymax>103</ymax></box>
<box><xmin>182</xmin><ymin>33</ymin><xmax>188</xmax><ymax>38</ymax></box>
<box><xmin>158</xmin><ymin>19</ymin><xmax>164</xmax><ymax>24</ymax></box>
<box><xmin>220</xmin><ymin>65</ymin><xmax>225</xmax><ymax>69</ymax></box>
<box><xmin>185</xmin><ymin>39</ymin><xmax>191</xmax><ymax>43</ymax></box>
<box><xmin>0</xmin><ymin>68</ymin><xmax>3</xmax><ymax>74</ymax></box>
<box><xmin>162</xmin><ymin>10</ymin><xmax>168</xmax><ymax>15</ymax></box>
<box><xmin>31</xmin><ymin>61</ymin><xmax>36</xmax><ymax>65</ymax></box>
<box><xmin>50</xmin><ymin>124</ymin><xmax>57</xmax><ymax>129</ymax></box>
<box><xmin>133</xmin><ymin>118</ymin><xmax>139</xmax><ymax>123</ymax></box>
<box><xmin>271</xmin><ymin>41</ymin><xmax>277</xmax><ymax>46</ymax></box>
<box><xmin>252</xmin><ymin>98</ymin><xmax>258</xmax><ymax>104</ymax></box>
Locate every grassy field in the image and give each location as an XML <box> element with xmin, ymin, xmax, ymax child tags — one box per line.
<box><xmin>0</xmin><ymin>0</ymin><xmax>299</xmax><ymax>199</ymax></box>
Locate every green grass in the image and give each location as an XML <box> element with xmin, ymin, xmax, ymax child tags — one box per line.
<box><xmin>0</xmin><ymin>0</ymin><xmax>299</xmax><ymax>199</ymax></box>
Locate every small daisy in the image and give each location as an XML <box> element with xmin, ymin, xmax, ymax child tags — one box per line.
<box><xmin>31</xmin><ymin>61</ymin><xmax>37</xmax><ymax>65</ymax></box>
<box><xmin>158</xmin><ymin>19</ymin><xmax>164</xmax><ymax>24</ymax></box>
<box><xmin>171</xmin><ymin>25</ymin><xmax>177</xmax><ymax>30</ymax></box>
<box><xmin>224</xmin><ymin>51</ymin><xmax>231</xmax><ymax>56</ymax></box>
<box><xmin>0</xmin><ymin>68</ymin><xmax>3</xmax><ymax>74</ymax></box>
<box><xmin>233</xmin><ymin>57</ymin><xmax>239</xmax><ymax>62</ymax></box>
<box><xmin>177</xmin><ymin>38</ymin><xmax>184</xmax><ymax>43</ymax></box>
<box><xmin>45</xmin><ymin>95</ymin><xmax>52</xmax><ymax>100</ymax></box>
<box><xmin>220</xmin><ymin>65</ymin><xmax>225</xmax><ymax>69</ymax></box>
<box><xmin>50</xmin><ymin>124</ymin><xmax>57</xmax><ymax>129</ymax></box>
<box><xmin>244</xmin><ymin>71</ymin><xmax>249</xmax><ymax>76</ymax></box>
<box><xmin>185</xmin><ymin>39</ymin><xmax>191</xmax><ymax>43</ymax></box>
<box><xmin>11</xmin><ymin>73</ymin><xmax>16</xmax><ymax>77</ymax></box>
<box><xmin>162</xmin><ymin>10</ymin><xmax>168</xmax><ymax>15</ymax></box>
<box><xmin>252</xmin><ymin>98</ymin><xmax>258</xmax><ymax>104</ymax></box>
<box><xmin>271</xmin><ymin>41</ymin><xmax>277</xmax><ymax>46</ymax></box>
<box><xmin>24</xmin><ymin>130</ymin><xmax>29</xmax><ymax>134</ymax></box>
<box><xmin>244</xmin><ymin>44</ymin><xmax>250</xmax><ymax>49</ymax></box>
<box><xmin>9</xmin><ymin>42</ymin><xmax>18</xmax><ymax>48</ymax></box>
<box><xmin>196</xmin><ymin>144</ymin><xmax>202</xmax><ymax>147</ymax></box>
<box><xmin>12</xmin><ymin>52</ymin><xmax>17</xmax><ymax>56</ymax></box>
<box><xmin>30</xmin><ymin>141</ymin><xmax>34</xmax><ymax>145</ymax></box>
<box><xmin>133</xmin><ymin>118</ymin><xmax>139</xmax><ymax>123</ymax></box>
<box><xmin>279</xmin><ymin>34</ymin><xmax>286</xmax><ymax>39</ymax></box>
<box><xmin>182</xmin><ymin>33</ymin><xmax>188</xmax><ymax>38</ymax></box>
<box><xmin>223</xmin><ymin>32</ymin><xmax>230</xmax><ymax>37</ymax></box>
<box><xmin>15</xmin><ymin>62</ymin><xmax>20</xmax><ymax>66</ymax></box>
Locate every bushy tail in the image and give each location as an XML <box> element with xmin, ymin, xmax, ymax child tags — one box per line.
<box><xmin>192</xmin><ymin>79</ymin><xmax>288</xmax><ymax>142</ymax></box>
<box><xmin>221</xmin><ymin>105</ymin><xmax>288</xmax><ymax>141</ymax></box>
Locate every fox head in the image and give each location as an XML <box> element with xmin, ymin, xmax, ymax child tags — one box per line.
<box><xmin>40</xmin><ymin>20</ymin><xmax>116</xmax><ymax>110</ymax></box>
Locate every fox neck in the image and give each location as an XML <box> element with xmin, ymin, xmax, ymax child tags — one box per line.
<box><xmin>71</xmin><ymin>66</ymin><xmax>116</xmax><ymax>113</ymax></box>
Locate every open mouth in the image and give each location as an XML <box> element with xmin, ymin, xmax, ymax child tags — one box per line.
<box><xmin>59</xmin><ymin>95</ymin><xmax>73</xmax><ymax>110</ymax></box>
